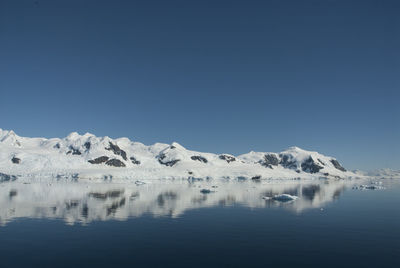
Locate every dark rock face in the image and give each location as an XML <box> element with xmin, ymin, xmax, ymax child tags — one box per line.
<box><xmin>130</xmin><ymin>156</ymin><xmax>141</xmax><ymax>165</ymax></box>
<box><xmin>84</xmin><ymin>142</ymin><xmax>91</xmax><ymax>150</ymax></box>
<box><xmin>219</xmin><ymin>154</ymin><xmax>236</xmax><ymax>163</ymax></box>
<box><xmin>279</xmin><ymin>154</ymin><xmax>297</xmax><ymax>169</ymax></box>
<box><xmin>318</xmin><ymin>159</ymin><xmax>326</xmax><ymax>166</ymax></box>
<box><xmin>0</xmin><ymin>173</ymin><xmax>17</xmax><ymax>182</ymax></box>
<box><xmin>158</xmin><ymin>153</ymin><xmax>180</xmax><ymax>167</ymax></box>
<box><xmin>251</xmin><ymin>175</ymin><xmax>261</xmax><ymax>180</ymax></box>
<box><xmin>159</xmin><ymin>159</ymin><xmax>180</xmax><ymax>167</ymax></box>
<box><xmin>88</xmin><ymin>156</ymin><xmax>109</xmax><ymax>164</ymax></box>
<box><xmin>54</xmin><ymin>143</ymin><xmax>61</xmax><ymax>149</ymax></box>
<box><xmin>330</xmin><ymin>159</ymin><xmax>346</xmax><ymax>172</ymax></box>
<box><xmin>191</xmin><ymin>155</ymin><xmax>208</xmax><ymax>163</ymax></box>
<box><xmin>259</xmin><ymin>154</ymin><xmax>279</xmax><ymax>168</ymax></box>
<box><xmin>105</xmin><ymin>142</ymin><xmax>127</xmax><ymax>161</ymax></box>
<box><xmin>67</xmin><ymin>146</ymin><xmax>82</xmax><ymax>155</ymax></box>
<box><xmin>105</xmin><ymin>159</ymin><xmax>126</xmax><ymax>167</ymax></box>
<box><xmin>11</xmin><ymin>157</ymin><xmax>21</xmax><ymax>164</ymax></box>
<box><xmin>301</xmin><ymin>157</ymin><xmax>324</xmax><ymax>174</ymax></box>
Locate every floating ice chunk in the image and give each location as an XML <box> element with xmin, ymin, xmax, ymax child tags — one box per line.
<box><xmin>200</xmin><ymin>189</ymin><xmax>214</xmax><ymax>194</ymax></box>
<box><xmin>135</xmin><ymin>180</ymin><xmax>146</xmax><ymax>186</ymax></box>
<box><xmin>272</xmin><ymin>194</ymin><xmax>298</xmax><ymax>202</ymax></box>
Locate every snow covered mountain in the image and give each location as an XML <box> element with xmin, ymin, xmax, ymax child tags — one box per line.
<box><xmin>0</xmin><ymin>129</ymin><xmax>358</xmax><ymax>181</ymax></box>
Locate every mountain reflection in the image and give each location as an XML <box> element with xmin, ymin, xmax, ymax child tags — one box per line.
<box><xmin>0</xmin><ymin>178</ymin><xmax>351</xmax><ymax>225</ymax></box>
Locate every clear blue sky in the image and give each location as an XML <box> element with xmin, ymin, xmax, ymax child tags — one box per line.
<box><xmin>0</xmin><ymin>0</ymin><xmax>399</xmax><ymax>171</ymax></box>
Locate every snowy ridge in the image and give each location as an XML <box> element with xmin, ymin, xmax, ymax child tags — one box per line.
<box><xmin>0</xmin><ymin>129</ymin><xmax>359</xmax><ymax>181</ymax></box>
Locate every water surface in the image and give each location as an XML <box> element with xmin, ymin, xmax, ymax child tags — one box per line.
<box><xmin>0</xmin><ymin>178</ymin><xmax>399</xmax><ymax>267</ymax></box>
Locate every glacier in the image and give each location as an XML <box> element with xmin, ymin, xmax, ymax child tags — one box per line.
<box><xmin>0</xmin><ymin>128</ymin><xmax>360</xmax><ymax>181</ymax></box>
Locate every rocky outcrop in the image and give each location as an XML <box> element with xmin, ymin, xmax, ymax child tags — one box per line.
<box><xmin>84</xmin><ymin>142</ymin><xmax>91</xmax><ymax>150</ymax></box>
<box><xmin>191</xmin><ymin>155</ymin><xmax>208</xmax><ymax>163</ymax></box>
<box><xmin>159</xmin><ymin>159</ymin><xmax>180</xmax><ymax>167</ymax></box>
<box><xmin>301</xmin><ymin>157</ymin><xmax>324</xmax><ymax>174</ymax></box>
<box><xmin>330</xmin><ymin>159</ymin><xmax>346</xmax><ymax>172</ymax></box>
<box><xmin>105</xmin><ymin>142</ymin><xmax>127</xmax><ymax>161</ymax></box>
<box><xmin>279</xmin><ymin>154</ymin><xmax>297</xmax><ymax>169</ymax></box>
<box><xmin>67</xmin><ymin>146</ymin><xmax>82</xmax><ymax>155</ymax></box>
<box><xmin>219</xmin><ymin>154</ymin><xmax>236</xmax><ymax>163</ymax></box>
<box><xmin>105</xmin><ymin>159</ymin><xmax>126</xmax><ymax>167</ymax></box>
<box><xmin>11</xmin><ymin>157</ymin><xmax>21</xmax><ymax>164</ymax></box>
<box><xmin>130</xmin><ymin>156</ymin><xmax>141</xmax><ymax>165</ymax></box>
<box><xmin>259</xmin><ymin>154</ymin><xmax>279</xmax><ymax>168</ymax></box>
<box><xmin>158</xmin><ymin>153</ymin><xmax>180</xmax><ymax>167</ymax></box>
<box><xmin>88</xmin><ymin>156</ymin><xmax>109</xmax><ymax>164</ymax></box>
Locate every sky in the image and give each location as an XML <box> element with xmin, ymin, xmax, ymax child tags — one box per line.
<box><xmin>0</xmin><ymin>0</ymin><xmax>399</xmax><ymax>171</ymax></box>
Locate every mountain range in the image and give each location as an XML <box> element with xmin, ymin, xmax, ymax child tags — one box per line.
<box><xmin>0</xmin><ymin>128</ymin><xmax>361</xmax><ymax>181</ymax></box>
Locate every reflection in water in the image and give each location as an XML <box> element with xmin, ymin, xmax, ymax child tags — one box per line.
<box><xmin>0</xmin><ymin>178</ymin><xmax>352</xmax><ymax>225</ymax></box>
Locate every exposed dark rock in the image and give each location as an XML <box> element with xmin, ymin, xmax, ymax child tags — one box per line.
<box><xmin>219</xmin><ymin>154</ymin><xmax>236</xmax><ymax>163</ymax></box>
<box><xmin>301</xmin><ymin>157</ymin><xmax>324</xmax><ymax>174</ymax></box>
<box><xmin>11</xmin><ymin>157</ymin><xmax>21</xmax><ymax>164</ymax></box>
<box><xmin>318</xmin><ymin>159</ymin><xmax>326</xmax><ymax>166</ymax></box>
<box><xmin>188</xmin><ymin>171</ymin><xmax>193</xmax><ymax>175</ymax></box>
<box><xmin>170</xmin><ymin>145</ymin><xmax>176</xmax><ymax>149</ymax></box>
<box><xmin>191</xmin><ymin>155</ymin><xmax>208</xmax><ymax>163</ymax></box>
<box><xmin>158</xmin><ymin>153</ymin><xmax>180</xmax><ymax>167</ymax></box>
<box><xmin>259</xmin><ymin>154</ymin><xmax>279</xmax><ymax>168</ymax></box>
<box><xmin>105</xmin><ymin>142</ymin><xmax>127</xmax><ymax>161</ymax></box>
<box><xmin>158</xmin><ymin>153</ymin><xmax>166</xmax><ymax>160</ymax></box>
<box><xmin>279</xmin><ymin>154</ymin><xmax>298</xmax><ymax>169</ymax></box>
<box><xmin>251</xmin><ymin>175</ymin><xmax>261</xmax><ymax>180</ymax></box>
<box><xmin>330</xmin><ymin>159</ymin><xmax>346</xmax><ymax>172</ymax></box>
<box><xmin>105</xmin><ymin>159</ymin><xmax>126</xmax><ymax>167</ymax></box>
<box><xmin>67</xmin><ymin>146</ymin><xmax>81</xmax><ymax>155</ymax></box>
<box><xmin>130</xmin><ymin>156</ymin><xmax>141</xmax><ymax>165</ymax></box>
<box><xmin>159</xmin><ymin>159</ymin><xmax>180</xmax><ymax>167</ymax></box>
<box><xmin>54</xmin><ymin>143</ymin><xmax>60</xmax><ymax>149</ymax></box>
<box><xmin>88</xmin><ymin>156</ymin><xmax>109</xmax><ymax>164</ymax></box>
<box><xmin>84</xmin><ymin>142</ymin><xmax>91</xmax><ymax>150</ymax></box>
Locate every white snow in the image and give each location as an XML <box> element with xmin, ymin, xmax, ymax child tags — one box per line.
<box><xmin>0</xmin><ymin>128</ymin><xmax>360</xmax><ymax>181</ymax></box>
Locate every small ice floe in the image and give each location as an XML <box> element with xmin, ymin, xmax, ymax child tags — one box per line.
<box><xmin>262</xmin><ymin>196</ymin><xmax>271</xmax><ymax>200</ymax></box>
<box><xmin>135</xmin><ymin>180</ymin><xmax>146</xmax><ymax>186</ymax></box>
<box><xmin>272</xmin><ymin>194</ymin><xmax>298</xmax><ymax>202</ymax></box>
<box><xmin>353</xmin><ymin>184</ymin><xmax>385</xmax><ymax>190</ymax></box>
<box><xmin>200</xmin><ymin>189</ymin><xmax>215</xmax><ymax>194</ymax></box>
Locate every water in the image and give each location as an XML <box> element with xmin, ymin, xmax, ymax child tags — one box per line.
<box><xmin>0</xmin><ymin>178</ymin><xmax>399</xmax><ymax>267</ymax></box>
